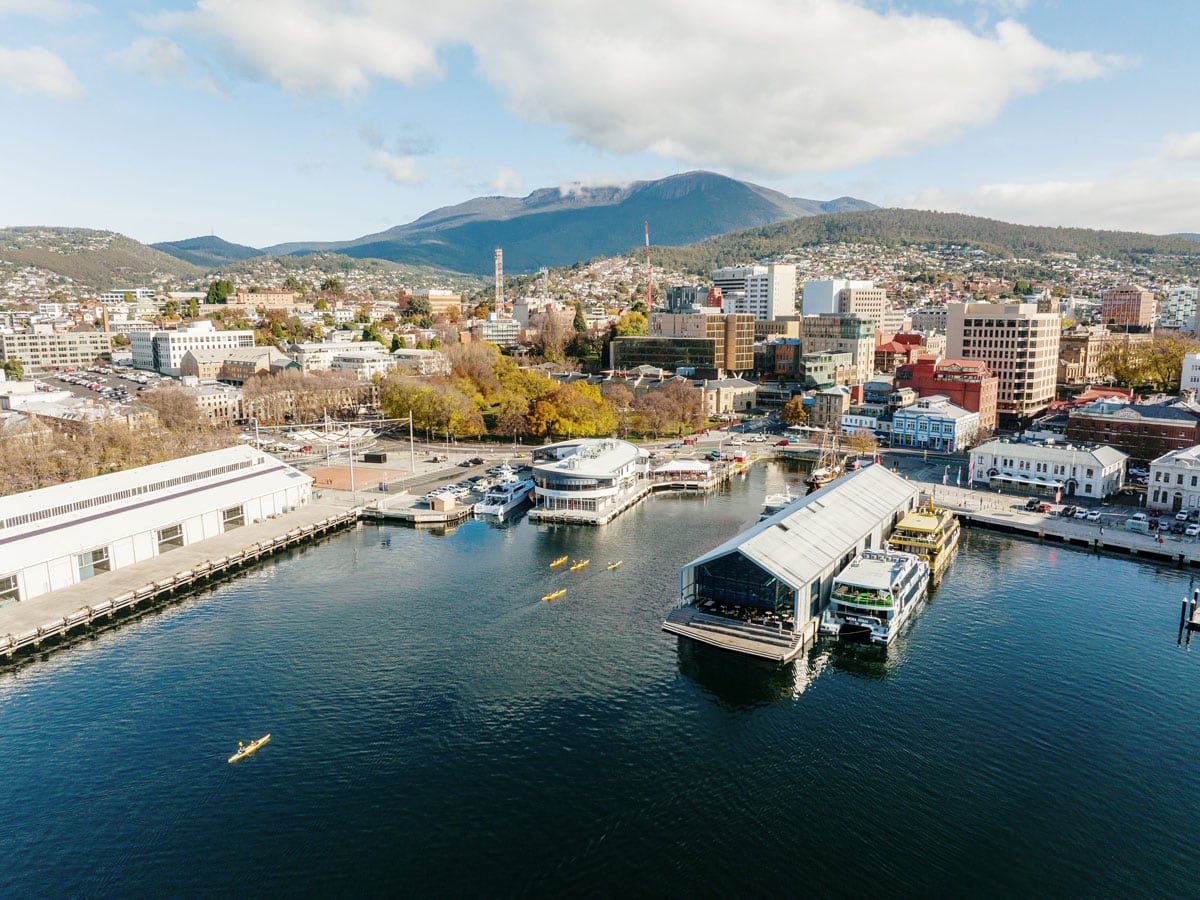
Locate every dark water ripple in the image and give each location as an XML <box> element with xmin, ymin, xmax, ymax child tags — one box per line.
<box><xmin>2</xmin><ymin>465</ymin><xmax>1197</xmax><ymax>898</ymax></box>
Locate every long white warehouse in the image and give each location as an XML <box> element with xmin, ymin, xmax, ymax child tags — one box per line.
<box><xmin>0</xmin><ymin>446</ymin><xmax>313</xmax><ymax>607</ymax></box>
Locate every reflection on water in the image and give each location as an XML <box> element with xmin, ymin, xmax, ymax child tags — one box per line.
<box><xmin>674</xmin><ymin>637</ymin><xmax>832</xmax><ymax>707</ymax></box>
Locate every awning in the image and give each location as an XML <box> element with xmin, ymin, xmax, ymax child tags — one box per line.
<box><xmin>990</xmin><ymin>473</ymin><xmax>1064</xmax><ymax>487</ymax></box>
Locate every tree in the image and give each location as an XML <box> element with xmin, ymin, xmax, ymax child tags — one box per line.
<box><xmin>205</xmin><ymin>279</ymin><xmax>233</xmax><ymax>304</ymax></box>
<box><xmin>780</xmin><ymin>396</ymin><xmax>808</xmax><ymax>426</ymax></box>
<box><xmin>406</xmin><ymin>295</ymin><xmax>432</xmax><ymax>317</ymax></box>
<box><xmin>614</xmin><ymin>311</ymin><xmax>647</xmax><ymax>337</ymax></box>
<box><xmin>573</xmin><ymin>302</ymin><xmax>587</xmax><ymax>333</ymax></box>
<box><xmin>320</xmin><ymin>276</ymin><xmax>345</xmax><ymax>295</ymax></box>
<box><xmin>845</xmin><ymin>428</ymin><xmax>879</xmax><ymax>456</ymax></box>
<box><xmin>283</xmin><ymin>275</ymin><xmax>304</xmax><ymax>293</ymax></box>
<box><xmin>2</xmin><ymin>358</ymin><xmax>24</xmax><ymax>381</ymax></box>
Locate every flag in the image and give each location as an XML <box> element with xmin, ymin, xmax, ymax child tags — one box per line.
<box><xmin>1055</xmin><ymin>488</ymin><xmax>1062</xmax><ymax>503</ymax></box>
<box><xmin>956</xmin><ymin>468</ymin><xmax>962</xmax><ymax>486</ymax></box>
<box><xmin>942</xmin><ymin>470</ymin><xmax>948</xmax><ymax>485</ymax></box>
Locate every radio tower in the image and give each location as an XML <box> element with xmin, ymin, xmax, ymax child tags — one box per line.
<box><xmin>644</xmin><ymin>221</ymin><xmax>652</xmax><ymax>309</ymax></box>
<box><xmin>494</xmin><ymin>248</ymin><xmax>503</xmax><ymax>308</ymax></box>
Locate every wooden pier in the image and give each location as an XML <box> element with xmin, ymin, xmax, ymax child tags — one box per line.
<box><xmin>0</xmin><ymin>504</ymin><xmax>357</xmax><ymax>661</ymax></box>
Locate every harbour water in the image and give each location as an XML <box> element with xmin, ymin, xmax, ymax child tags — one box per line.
<box><xmin>3</xmin><ymin>464</ymin><xmax>1198</xmax><ymax>898</ymax></box>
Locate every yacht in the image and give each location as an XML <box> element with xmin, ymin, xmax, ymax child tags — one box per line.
<box><xmin>759</xmin><ymin>487</ymin><xmax>798</xmax><ymax>521</ymax></box>
<box><xmin>473</xmin><ymin>473</ymin><xmax>536</xmax><ymax>518</ymax></box>
<box><xmin>820</xmin><ymin>548</ymin><xmax>930</xmax><ymax>645</ymax></box>
<box><xmin>888</xmin><ymin>503</ymin><xmax>961</xmax><ymax>584</ymax></box>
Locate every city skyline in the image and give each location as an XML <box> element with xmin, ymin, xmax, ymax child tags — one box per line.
<box><xmin>1</xmin><ymin>0</ymin><xmax>1198</xmax><ymax>247</ymax></box>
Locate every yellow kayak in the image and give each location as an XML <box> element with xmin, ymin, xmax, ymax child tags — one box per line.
<box><xmin>607</xmin><ymin>560</ymin><xmax>623</xmax><ymax>570</ymax></box>
<box><xmin>549</xmin><ymin>555</ymin><xmax>569</xmax><ymax>568</ymax></box>
<box><xmin>569</xmin><ymin>559</ymin><xmax>590</xmax><ymax>571</ymax></box>
<box><xmin>228</xmin><ymin>733</ymin><xmax>271</xmax><ymax>763</ymax></box>
<box><xmin>541</xmin><ymin>588</ymin><xmax>567</xmax><ymax>602</ymax></box>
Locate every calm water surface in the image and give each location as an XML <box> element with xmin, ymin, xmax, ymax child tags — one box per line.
<box><xmin>2</xmin><ymin>465</ymin><xmax>1196</xmax><ymax>898</ymax></box>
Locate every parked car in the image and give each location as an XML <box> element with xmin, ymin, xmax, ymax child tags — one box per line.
<box><xmin>666</xmin><ymin>442</ymin><xmax>683</xmax><ymax>449</ymax></box>
<box><xmin>1187</xmin><ymin>524</ymin><xmax>1200</xmax><ymax>537</ymax></box>
<box><xmin>1061</xmin><ymin>505</ymin><xmax>1077</xmax><ymax>518</ymax></box>
<box><xmin>1073</xmin><ymin>508</ymin><xmax>1089</xmax><ymax>519</ymax></box>
<box><xmin>775</xmin><ymin>439</ymin><xmax>791</xmax><ymax>446</ymax></box>
<box><xmin>1148</xmin><ymin>508</ymin><xmax>1162</xmax><ymax>517</ymax></box>
<box><xmin>1173</xmin><ymin>521</ymin><xmax>1188</xmax><ymax>534</ymax></box>
<box><xmin>1086</xmin><ymin>510</ymin><xmax>1102</xmax><ymax>521</ymax></box>
<box><xmin>1130</xmin><ymin>512</ymin><xmax>1149</xmax><ymax>523</ymax></box>
<box><xmin>1177</xmin><ymin>511</ymin><xmax>1191</xmax><ymax>521</ymax></box>
<box><xmin>1024</xmin><ymin>497</ymin><xmax>1041</xmax><ymax>511</ymax></box>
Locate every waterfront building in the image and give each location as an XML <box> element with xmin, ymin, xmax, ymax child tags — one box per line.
<box><xmin>1100</xmin><ymin>285</ymin><xmax>1155</xmax><ymax>329</ymax></box>
<box><xmin>0</xmin><ymin>329</ymin><xmax>112</xmax><ymax>369</ymax></box>
<box><xmin>1148</xmin><ymin>445</ymin><xmax>1200</xmax><ymax>513</ymax></box>
<box><xmin>946</xmin><ymin>300</ymin><xmax>1060</xmax><ymax>421</ymax></box>
<box><xmin>0</xmin><ymin>446</ymin><xmax>312</xmax><ymax>607</ymax></box>
<box><xmin>968</xmin><ymin>438</ymin><xmax>1127</xmax><ymax>499</ymax></box>
<box><xmin>893</xmin><ymin>356</ymin><xmax>998</xmax><ymax>434</ymax></box>
<box><xmin>810</xmin><ymin>386</ymin><xmax>852</xmax><ymax>431</ymax></box>
<box><xmin>1067</xmin><ymin>397</ymin><xmax>1200</xmax><ymax>463</ymax></box>
<box><xmin>664</xmin><ymin>465</ymin><xmax>919</xmax><ymax>662</ymax></box>
<box><xmin>129</xmin><ymin>321</ymin><xmax>255</xmax><ymax>376</ymax></box>
<box><xmin>890</xmin><ymin>394</ymin><xmax>980</xmax><ymax>452</ymax></box>
<box><xmin>800</xmin><ymin>313</ymin><xmax>876</xmax><ymax>384</ymax></box>
<box><xmin>530</xmin><ymin>439</ymin><xmax>649</xmax><ymax>520</ymax></box>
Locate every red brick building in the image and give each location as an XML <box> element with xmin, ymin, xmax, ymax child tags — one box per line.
<box><xmin>893</xmin><ymin>356</ymin><xmax>999</xmax><ymax>434</ymax></box>
<box><xmin>1100</xmin><ymin>285</ymin><xmax>1155</xmax><ymax>328</ymax></box>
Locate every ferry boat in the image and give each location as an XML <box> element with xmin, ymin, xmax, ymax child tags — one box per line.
<box><xmin>888</xmin><ymin>503</ymin><xmax>960</xmax><ymax>583</ymax></box>
<box><xmin>473</xmin><ymin>473</ymin><xmax>536</xmax><ymax>519</ymax></box>
<box><xmin>228</xmin><ymin>733</ymin><xmax>271</xmax><ymax>763</ymax></box>
<box><xmin>820</xmin><ymin>548</ymin><xmax>930</xmax><ymax>645</ymax></box>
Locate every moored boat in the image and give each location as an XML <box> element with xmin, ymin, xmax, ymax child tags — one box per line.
<box><xmin>820</xmin><ymin>548</ymin><xmax>930</xmax><ymax>645</ymax></box>
<box><xmin>888</xmin><ymin>502</ymin><xmax>961</xmax><ymax>583</ymax></box>
<box><xmin>228</xmin><ymin>733</ymin><xmax>271</xmax><ymax>763</ymax></box>
<box><xmin>758</xmin><ymin>487</ymin><xmax>797</xmax><ymax>521</ymax></box>
<box><xmin>474</xmin><ymin>473</ymin><xmax>536</xmax><ymax>519</ymax></box>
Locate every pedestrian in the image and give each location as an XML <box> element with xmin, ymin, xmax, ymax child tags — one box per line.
<box><xmin>1099</xmin><ymin>526</ymin><xmax>1103</xmax><ymax>535</ymax></box>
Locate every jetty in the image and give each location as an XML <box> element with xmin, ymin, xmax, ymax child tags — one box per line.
<box><xmin>0</xmin><ymin>503</ymin><xmax>356</xmax><ymax>660</ymax></box>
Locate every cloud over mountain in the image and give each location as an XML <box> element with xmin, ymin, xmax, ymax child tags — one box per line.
<box><xmin>154</xmin><ymin>0</ymin><xmax>1108</xmax><ymax>175</ymax></box>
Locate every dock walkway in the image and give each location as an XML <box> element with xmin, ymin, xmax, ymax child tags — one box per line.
<box><xmin>0</xmin><ymin>502</ymin><xmax>357</xmax><ymax>658</ymax></box>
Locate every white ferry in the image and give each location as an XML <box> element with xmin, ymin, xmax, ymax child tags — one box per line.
<box><xmin>473</xmin><ymin>473</ymin><xmax>536</xmax><ymax>519</ymax></box>
<box><xmin>820</xmin><ymin>548</ymin><xmax>930</xmax><ymax>645</ymax></box>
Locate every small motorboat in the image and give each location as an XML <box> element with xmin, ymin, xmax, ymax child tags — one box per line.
<box><xmin>228</xmin><ymin>733</ymin><xmax>271</xmax><ymax>763</ymax></box>
<box><xmin>549</xmin><ymin>555</ymin><xmax>569</xmax><ymax>568</ymax></box>
<box><xmin>569</xmin><ymin>559</ymin><xmax>590</xmax><ymax>571</ymax></box>
<box><xmin>607</xmin><ymin>560</ymin><xmax>623</xmax><ymax>570</ymax></box>
<box><xmin>541</xmin><ymin>588</ymin><xmax>567</xmax><ymax>602</ymax></box>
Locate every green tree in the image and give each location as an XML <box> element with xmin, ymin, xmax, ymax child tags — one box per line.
<box><xmin>614</xmin><ymin>311</ymin><xmax>647</xmax><ymax>336</ymax></box>
<box><xmin>2</xmin><ymin>358</ymin><xmax>24</xmax><ymax>381</ymax></box>
<box><xmin>320</xmin><ymin>276</ymin><xmax>345</xmax><ymax>295</ymax></box>
<box><xmin>406</xmin><ymin>295</ymin><xmax>432</xmax><ymax>317</ymax></box>
<box><xmin>205</xmin><ymin>279</ymin><xmax>233</xmax><ymax>304</ymax></box>
<box><xmin>573</xmin><ymin>302</ymin><xmax>587</xmax><ymax>332</ymax></box>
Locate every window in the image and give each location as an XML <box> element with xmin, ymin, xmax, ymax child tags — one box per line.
<box><xmin>0</xmin><ymin>574</ymin><xmax>18</xmax><ymax>606</ymax></box>
<box><xmin>157</xmin><ymin>524</ymin><xmax>184</xmax><ymax>553</ymax></box>
<box><xmin>77</xmin><ymin>547</ymin><xmax>111</xmax><ymax>581</ymax></box>
<box><xmin>222</xmin><ymin>505</ymin><xmax>245</xmax><ymax>530</ymax></box>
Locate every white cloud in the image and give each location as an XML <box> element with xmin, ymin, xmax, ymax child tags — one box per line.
<box><xmin>0</xmin><ymin>46</ymin><xmax>83</xmax><ymax>99</ymax></box>
<box><xmin>489</xmin><ymin>167</ymin><xmax>524</xmax><ymax>194</ymax></box>
<box><xmin>156</xmin><ymin>0</ymin><xmax>1110</xmax><ymax>174</ymax></box>
<box><xmin>1160</xmin><ymin>132</ymin><xmax>1200</xmax><ymax>164</ymax></box>
<box><xmin>367</xmin><ymin>151</ymin><xmax>423</xmax><ymax>186</ymax></box>
<box><xmin>905</xmin><ymin>134</ymin><xmax>1200</xmax><ymax>234</ymax></box>
<box><xmin>108</xmin><ymin>37</ymin><xmax>189</xmax><ymax>85</ymax></box>
<box><xmin>0</xmin><ymin>0</ymin><xmax>94</xmax><ymax>21</ymax></box>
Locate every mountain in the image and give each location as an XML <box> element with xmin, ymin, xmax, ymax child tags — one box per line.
<box><xmin>151</xmin><ymin>235</ymin><xmax>262</xmax><ymax>268</ymax></box>
<box><xmin>0</xmin><ymin>227</ymin><xmax>201</xmax><ymax>288</ymax></box>
<box><xmin>1172</xmin><ymin>233</ymin><xmax>1200</xmax><ymax>243</ymax></box>
<box><xmin>263</xmin><ymin>171</ymin><xmax>876</xmax><ymax>274</ymax></box>
<box><xmin>651</xmin><ymin>208</ymin><xmax>1200</xmax><ymax>276</ymax></box>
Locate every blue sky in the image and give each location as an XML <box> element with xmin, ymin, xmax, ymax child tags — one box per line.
<box><xmin>1</xmin><ymin>0</ymin><xmax>1198</xmax><ymax>248</ymax></box>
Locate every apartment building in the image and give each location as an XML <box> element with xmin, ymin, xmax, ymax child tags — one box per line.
<box><xmin>1100</xmin><ymin>285</ymin><xmax>1155</xmax><ymax>328</ymax></box>
<box><xmin>799</xmin><ymin>313</ymin><xmax>875</xmax><ymax>385</ymax></box>
<box><xmin>129</xmin><ymin>321</ymin><xmax>255</xmax><ymax>376</ymax></box>
<box><xmin>648</xmin><ymin>311</ymin><xmax>755</xmax><ymax>373</ymax></box>
<box><xmin>0</xmin><ymin>330</ymin><xmax>112</xmax><ymax>369</ymax></box>
<box><xmin>946</xmin><ymin>301</ymin><xmax>1060</xmax><ymax>421</ymax></box>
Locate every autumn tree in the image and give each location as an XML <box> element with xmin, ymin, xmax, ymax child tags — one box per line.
<box><xmin>844</xmin><ymin>428</ymin><xmax>879</xmax><ymax>456</ymax></box>
<box><xmin>780</xmin><ymin>396</ymin><xmax>808</xmax><ymax>426</ymax></box>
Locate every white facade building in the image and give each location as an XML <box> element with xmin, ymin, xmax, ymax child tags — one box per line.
<box><xmin>0</xmin><ymin>446</ymin><xmax>312</xmax><ymax>607</ymax></box>
<box><xmin>530</xmin><ymin>439</ymin><xmax>649</xmax><ymax>518</ymax></box>
<box><xmin>1148</xmin><ymin>445</ymin><xmax>1200</xmax><ymax>512</ymax></box>
<box><xmin>726</xmin><ymin>263</ymin><xmax>797</xmax><ymax>320</ymax></box>
<box><xmin>968</xmin><ymin>439</ymin><xmax>1127</xmax><ymax>499</ymax></box>
<box><xmin>330</xmin><ymin>346</ymin><xmax>395</xmax><ymax>380</ymax></box>
<box><xmin>129</xmin><ymin>321</ymin><xmax>255</xmax><ymax>376</ymax></box>
<box><xmin>1157</xmin><ymin>285</ymin><xmax>1195</xmax><ymax>331</ymax></box>
<box><xmin>801</xmin><ymin>279</ymin><xmax>874</xmax><ymax>316</ymax></box>
<box><xmin>1183</xmin><ymin>352</ymin><xmax>1200</xmax><ymax>394</ymax></box>
<box><xmin>890</xmin><ymin>394</ymin><xmax>979</xmax><ymax>452</ymax></box>
<box><xmin>391</xmin><ymin>348</ymin><xmax>451</xmax><ymax>376</ymax></box>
